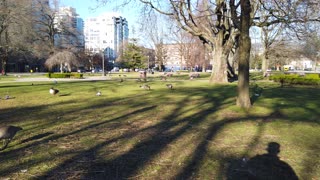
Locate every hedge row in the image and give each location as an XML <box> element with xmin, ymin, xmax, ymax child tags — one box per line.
<box><xmin>176</xmin><ymin>70</ymin><xmax>190</xmax><ymax>73</ymax></box>
<box><xmin>269</xmin><ymin>74</ymin><xmax>320</xmax><ymax>86</ymax></box>
<box><xmin>46</xmin><ymin>73</ymin><xmax>83</xmax><ymax>79</ymax></box>
<box><xmin>305</xmin><ymin>73</ymin><xmax>320</xmax><ymax>79</ymax></box>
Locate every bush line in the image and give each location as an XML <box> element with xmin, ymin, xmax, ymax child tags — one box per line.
<box><xmin>46</xmin><ymin>73</ymin><xmax>84</xmax><ymax>79</ymax></box>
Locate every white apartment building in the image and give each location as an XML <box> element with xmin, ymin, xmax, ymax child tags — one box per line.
<box><xmin>54</xmin><ymin>7</ymin><xmax>84</xmax><ymax>48</ymax></box>
<box><xmin>84</xmin><ymin>12</ymin><xmax>129</xmax><ymax>61</ymax></box>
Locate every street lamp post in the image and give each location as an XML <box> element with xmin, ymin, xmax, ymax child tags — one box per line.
<box><xmin>148</xmin><ymin>55</ymin><xmax>150</xmax><ymax>72</ymax></box>
<box><xmin>101</xmin><ymin>50</ymin><xmax>105</xmax><ymax>76</ymax></box>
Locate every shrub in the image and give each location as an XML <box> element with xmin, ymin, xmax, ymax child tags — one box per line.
<box><xmin>269</xmin><ymin>74</ymin><xmax>320</xmax><ymax>86</ymax></box>
<box><xmin>249</xmin><ymin>72</ymin><xmax>264</xmax><ymax>80</ymax></box>
<box><xmin>47</xmin><ymin>73</ymin><xmax>83</xmax><ymax>79</ymax></box>
<box><xmin>176</xmin><ymin>70</ymin><xmax>190</xmax><ymax>73</ymax></box>
<box><xmin>305</xmin><ymin>73</ymin><xmax>320</xmax><ymax>79</ymax></box>
<box><xmin>70</xmin><ymin>73</ymin><xmax>83</xmax><ymax>78</ymax></box>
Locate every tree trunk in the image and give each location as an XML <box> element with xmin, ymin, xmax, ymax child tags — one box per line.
<box><xmin>227</xmin><ymin>48</ymin><xmax>238</xmax><ymax>81</ymax></box>
<box><xmin>202</xmin><ymin>63</ymin><xmax>206</xmax><ymax>72</ymax></box>
<box><xmin>262</xmin><ymin>49</ymin><xmax>269</xmax><ymax>76</ymax></box>
<box><xmin>237</xmin><ymin>0</ymin><xmax>252</xmax><ymax>109</ymax></box>
<box><xmin>209</xmin><ymin>46</ymin><xmax>228</xmax><ymax>83</ymax></box>
<box><xmin>261</xmin><ymin>56</ymin><xmax>267</xmax><ymax>73</ymax></box>
<box><xmin>60</xmin><ymin>62</ymin><xmax>63</xmax><ymax>73</ymax></box>
<box><xmin>209</xmin><ymin>32</ymin><xmax>229</xmax><ymax>83</ymax></box>
<box><xmin>1</xmin><ymin>25</ymin><xmax>9</xmax><ymax>76</ymax></box>
<box><xmin>1</xmin><ymin>56</ymin><xmax>8</xmax><ymax>75</ymax></box>
<box><xmin>227</xmin><ymin>59</ymin><xmax>237</xmax><ymax>80</ymax></box>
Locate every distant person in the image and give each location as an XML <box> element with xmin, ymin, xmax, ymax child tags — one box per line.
<box><xmin>246</xmin><ymin>142</ymin><xmax>299</xmax><ymax>180</ymax></box>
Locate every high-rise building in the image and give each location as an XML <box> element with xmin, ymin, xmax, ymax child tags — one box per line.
<box><xmin>54</xmin><ymin>7</ymin><xmax>84</xmax><ymax>49</ymax></box>
<box><xmin>84</xmin><ymin>12</ymin><xmax>129</xmax><ymax>61</ymax></box>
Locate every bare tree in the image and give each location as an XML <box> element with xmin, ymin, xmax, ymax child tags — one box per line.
<box><xmin>187</xmin><ymin>37</ymin><xmax>208</xmax><ymax>72</ymax></box>
<box><xmin>170</xmin><ymin>30</ymin><xmax>208</xmax><ymax>72</ymax></box>
<box><xmin>31</xmin><ymin>0</ymin><xmax>58</xmax><ymax>55</ymax></box>
<box><xmin>0</xmin><ymin>0</ymin><xmax>36</xmax><ymax>75</ymax></box>
<box><xmin>301</xmin><ymin>32</ymin><xmax>320</xmax><ymax>70</ymax></box>
<box><xmin>45</xmin><ymin>50</ymin><xmax>79</xmax><ymax>72</ymax></box>
<box><xmin>0</xmin><ymin>0</ymin><xmax>87</xmax><ymax>75</ymax></box>
<box><xmin>32</xmin><ymin>0</ymin><xmax>82</xmax><ymax>58</ymax></box>
<box><xmin>95</xmin><ymin>0</ymin><xmax>320</xmax><ymax>109</ymax></box>
<box><xmin>260</xmin><ymin>24</ymin><xmax>284</xmax><ymax>74</ymax></box>
<box><xmin>95</xmin><ymin>0</ymin><xmax>251</xmax><ymax>107</ymax></box>
<box><xmin>138</xmin><ymin>12</ymin><xmax>169</xmax><ymax>71</ymax></box>
<box><xmin>0</xmin><ymin>0</ymin><xmax>12</xmax><ymax>75</ymax></box>
<box><xmin>154</xmin><ymin>41</ymin><xmax>166</xmax><ymax>71</ymax></box>
<box><xmin>170</xmin><ymin>28</ymin><xmax>192</xmax><ymax>71</ymax></box>
<box><xmin>268</xmin><ymin>40</ymin><xmax>300</xmax><ymax>69</ymax></box>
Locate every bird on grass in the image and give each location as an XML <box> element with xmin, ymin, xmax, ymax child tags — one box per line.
<box><xmin>253</xmin><ymin>84</ymin><xmax>263</xmax><ymax>97</ymax></box>
<box><xmin>140</xmin><ymin>84</ymin><xmax>151</xmax><ymax>90</ymax></box>
<box><xmin>3</xmin><ymin>91</ymin><xmax>10</xmax><ymax>100</ymax></box>
<box><xmin>49</xmin><ymin>87</ymin><xmax>59</xmax><ymax>95</ymax></box>
<box><xmin>96</xmin><ymin>91</ymin><xmax>102</xmax><ymax>96</ymax></box>
<box><xmin>0</xmin><ymin>125</ymin><xmax>23</xmax><ymax>150</ymax></box>
<box><xmin>166</xmin><ymin>84</ymin><xmax>173</xmax><ymax>90</ymax></box>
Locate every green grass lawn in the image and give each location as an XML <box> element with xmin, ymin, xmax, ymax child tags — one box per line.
<box><xmin>0</xmin><ymin>73</ymin><xmax>319</xmax><ymax>179</ymax></box>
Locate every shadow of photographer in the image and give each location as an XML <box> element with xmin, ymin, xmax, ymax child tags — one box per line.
<box><xmin>227</xmin><ymin>142</ymin><xmax>299</xmax><ymax>180</ymax></box>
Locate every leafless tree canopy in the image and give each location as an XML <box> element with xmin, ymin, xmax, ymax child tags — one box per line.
<box><xmin>92</xmin><ymin>0</ymin><xmax>320</xmax><ymax>109</ymax></box>
<box><xmin>45</xmin><ymin>51</ymin><xmax>79</xmax><ymax>72</ymax></box>
<box><xmin>0</xmin><ymin>0</ymin><xmax>86</xmax><ymax>75</ymax></box>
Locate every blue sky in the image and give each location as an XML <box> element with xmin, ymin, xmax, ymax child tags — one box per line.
<box><xmin>60</xmin><ymin>0</ymin><xmax>139</xmax><ymax>28</ymax></box>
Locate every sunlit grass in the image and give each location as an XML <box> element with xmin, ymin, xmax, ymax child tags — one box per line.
<box><xmin>0</xmin><ymin>75</ymin><xmax>319</xmax><ymax>179</ymax></box>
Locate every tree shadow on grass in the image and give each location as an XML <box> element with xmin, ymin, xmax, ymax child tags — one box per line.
<box><xmin>0</xmin><ymin>105</ymin><xmax>158</xmax><ymax>177</ymax></box>
<box><xmin>0</xmin><ymin>83</ymin><xmax>319</xmax><ymax>179</ymax></box>
<box><xmin>20</xmin><ymin>132</ymin><xmax>54</xmax><ymax>144</ymax></box>
<box><xmin>17</xmin><ymin>85</ymin><xmax>319</xmax><ymax>179</ymax></box>
<box><xmin>33</xmin><ymin>86</ymin><xmax>237</xmax><ymax>179</ymax></box>
<box><xmin>0</xmin><ymin>99</ymin><xmax>77</xmax><ymax>125</ymax></box>
<box><xmin>0</xmin><ymin>82</ymin><xmax>54</xmax><ymax>89</ymax></box>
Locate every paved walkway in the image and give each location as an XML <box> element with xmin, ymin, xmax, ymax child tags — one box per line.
<box><xmin>0</xmin><ymin>74</ymin><xmax>113</xmax><ymax>83</ymax></box>
<box><xmin>15</xmin><ymin>76</ymin><xmax>112</xmax><ymax>82</ymax></box>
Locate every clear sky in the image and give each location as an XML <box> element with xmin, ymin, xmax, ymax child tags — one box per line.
<box><xmin>59</xmin><ymin>0</ymin><xmax>139</xmax><ymax>31</ymax></box>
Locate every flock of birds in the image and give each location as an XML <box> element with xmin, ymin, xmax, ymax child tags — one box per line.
<box><xmin>1</xmin><ymin>76</ymin><xmax>176</xmax><ymax>151</ymax></box>
<box><xmin>48</xmin><ymin>80</ymin><xmax>174</xmax><ymax>97</ymax></box>
<box><xmin>0</xmin><ymin>75</ymin><xmax>176</xmax><ymax>98</ymax></box>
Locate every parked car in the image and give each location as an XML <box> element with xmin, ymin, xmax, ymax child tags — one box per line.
<box><xmin>77</xmin><ymin>67</ymin><xmax>86</xmax><ymax>73</ymax></box>
<box><xmin>91</xmin><ymin>68</ymin><xmax>103</xmax><ymax>73</ymax></box>
<box><xmin>111</xmin><ymin>67</ymin><xmax>119</xmax><ymax>72</ymax></box>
